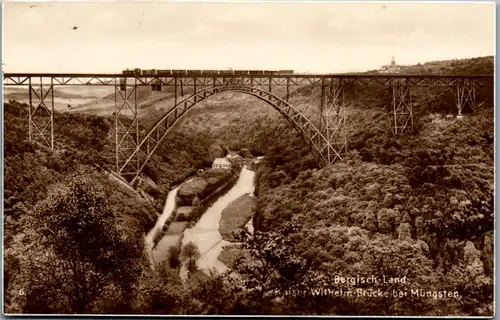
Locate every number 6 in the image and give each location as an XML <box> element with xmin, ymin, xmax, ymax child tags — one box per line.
<box><xmin>19</xmin><ymin>289</ymin><xmax>25</xmax><ymax>296</ymax></box>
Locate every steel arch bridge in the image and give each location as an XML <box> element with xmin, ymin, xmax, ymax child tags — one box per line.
<box><xmin>3</xmin><ymin>72</ymin><xmax>493</xmax><ymax>183</ymax></box>
<box><xmin>117</xmin><ymin>85</ymin><xmax>342</xmax><ymax>183</ymax></box>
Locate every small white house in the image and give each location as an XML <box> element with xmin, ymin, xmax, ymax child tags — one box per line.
<box><xmin>212</xmin><ymin>158</ymin><xmax>232</xmax><ymax>169</ymax></box>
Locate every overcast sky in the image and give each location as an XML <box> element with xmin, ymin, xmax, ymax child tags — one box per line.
<box><xmin>3</xmin><ymin>1</ymin><xmax>495</xmax><ymax>73</ymax></box>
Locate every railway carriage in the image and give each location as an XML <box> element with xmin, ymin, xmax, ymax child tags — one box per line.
<box><xmin>186</xmin><ymin>70</ymin><xmax>203</xmax><ymax>76</ymax></box>
<box><xmin>263</xmin><ymin>70</ymin><xmax>277</xmax><ymax>75</ymax></box>
<box><xmin>234</xmin><ymin>70</ymin><xmax>249</xmax><ymax>75</ymax></box>
<box><xmin>142</xmin><ymin>69</ymin><xmax>158</xmax><ymax>76</ymax></box>
<box><xmin>202</xmin><ymin>70</ymin><xmax>220</xmax><ymax>75</ymax></box>
<box><xmin>157</xmin><ymin>69</ymin><xmax>171</xmax><ymax>75</ymax></box>
<box><xmin>219</xmin><ymin>70</ymin><xmax>234</xmax><ymax>75</ymax></box>
<box><xmin>171</xmin><ymin>70</ymin><xmax>186</xmax><ymax>75</ymax></box>
<box><xmin>248</xmin><ymin>70</ymin><xmax>264</xmax><ymax>75</ymax></box>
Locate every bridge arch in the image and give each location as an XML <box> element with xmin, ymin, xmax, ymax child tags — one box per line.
<box><xmin>117</xmin><ymin>85</ymin><xmax>336</xmax><ymax>183</ymax></box>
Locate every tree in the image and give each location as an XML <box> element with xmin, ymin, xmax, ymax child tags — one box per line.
<box><xmin>21</xmin><ymin>173</ymin><xmax>146</xmax><ymax>314</ymax></box>
<box><xmin>415</xmin><ymin>216</ymin><xmax>425</xmax><ymax>239</ymax></box>
<box><xmin>3</xmin><ymin>248</ymin><xmax>20</xmax><ymax>309</ymax></box>
<box><xmin>377</xmin><ymin>208</ymin><xmax>395</xmax><ymax>234</ymax></box>
<box><xmin>232</xmin><ymin>222</ymin><xmax>307</xmax><ymax>314</ymax></box>
<box><xmin>362</xmin><ymin>210</ymin><xmax>378</xmax><ymax>232</ymax></box>
<box><xmin>353</xmin><ymin>236</ymin><xmax>435</xmax><ymax>315</ymax></box>
<box><xmin>397</xmin><ymin>222</ymin><xmax>412</xmax><ymax>240</ymax></box>
<box><xmin>192</xmin><ymin>195</ymin><xmax>201</xmax><ymax>207</ymax></box>
<box><xmin>181</xmin><ymin>242</ymin><xmax>201</xmax><ymax>272</ymax></box>
<box><xmin>187</xmin><ymin>270</ymin><xmax>242</xmax><ymax>314</ymax></box>
<box><xmin>481</xmin><ymin>234</ymin><xmax>493</xmax><ymax>277</ymax></box>
<box><xmin>168</xmin><ymin>246</ymin><xmax>181</xmax><ymax>268</ymax></box>
<box><xmin>445</xmin><ymin>241</ymin><xmax>492</xmax><ymax>315</ymax></box>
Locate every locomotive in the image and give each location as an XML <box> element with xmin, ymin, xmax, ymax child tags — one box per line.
<box><xmin>121</xmin><ymin>68</ymin><xmax>294</xmax><ymax>76</ymax></box>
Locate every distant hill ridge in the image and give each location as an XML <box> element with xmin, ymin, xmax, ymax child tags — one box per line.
<box><xmin>4</xmin><ymin>87</ymin><xmax>99</xmax><ymax>100</ymax></box>
<box><xmin>367</xmin><ymin>56</ymin><xmax>493</xmax><ymax>75</ymax></box>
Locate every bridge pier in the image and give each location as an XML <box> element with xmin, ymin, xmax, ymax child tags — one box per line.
<box><xmin>319</xmin><ymin>79</ymin><xmax>347</xmax><ymax>164</ymax></box>
<box><xmin>28</xmin><ymin>77</ymin><xmax>55</xmax><ymax>150</ymax></box>
<box><xmin>174</xmin><ymin>78</ymin><xmax>178</xmax><ymax>106</ymax></box>
<box><xmin>115</xmin><ymin>77</ymin><xmax>140</xmax><ymax>176</ymax></box>
<box><xmin>172</xmin><ymin>78</ymin><xmax>186</xmax><ymax>105</ymax></box>
<box><xmin>286</xmin><ymin>78</ymin><xmax>290</xmax><ymax>102</ymax></box>
<box><xmin>389</xmin><ymin>81</ymin><xmax>413</xmax><ymax>136</ymax></box>
<box><xmin>456</xmin><ymin>79</ymin><xmax>476</xmax><ymax>115</ymax></box>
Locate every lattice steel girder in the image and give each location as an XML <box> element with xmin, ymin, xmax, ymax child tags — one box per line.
<box><xmin>4</xmin><ymin>76</ymin><xmax>30</xmax><ymax>85</ymax></box>
<box><xmin>456</xmin><ymin>79</ymin><xmax>476</xmax><ymax>115</ymax></box>
<box><xmin>4</xmin><ymin>73</ymin><xmax>493</xmax><ymax>88</ymax></box>
<box><xmin>28</xmin><ymin>78</ymin><xmax>54</xmax><ymax>149</ymax></box>
<box><xmin>117</xmin><ymin>85</ymin><xmax>331</xmax><ymax>183</ymax></box>
<box><xmin>7</xmin><ymin>76</ymin><xmax>117</xmax><ymax>86</ymax></box>
<box><xmin>390</xmin><ymin>84</ymin><xmax>413</xmax><ymax>136</ymax></box>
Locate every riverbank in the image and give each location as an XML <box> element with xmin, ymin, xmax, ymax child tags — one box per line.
<box><xmin>147</xmin><ymin>164</ymin><xmax>242</xmax><ymax>267</ymax></box>
<box><xmin>219</xmin><ymin>194</ymin><xmax>257</xmax><ymax>242</ymax></box>
<box><xmin>185</xmin><ymin>169</ymin><xmax>241</xmax><ymax>228</ymax></box>
<box><xmin>146</xmin><ymin>185</ymin><xmax>182</xmax><ymax>250</ymax></box>
<box><xmin>215</xmin><ymin>157</ymin><xmax>262</xmax><ymax>271</ymax></box>
<box><xmin>181</xmin><ymin>165</ymin><xmax>256</xmax><ymax>279</ymax></box>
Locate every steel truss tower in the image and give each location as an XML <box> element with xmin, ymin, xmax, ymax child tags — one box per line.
<box><xmin>456</xmin><ymin>78</ymin><xmax>476</xmax><ymax>115</ymax></box>
<box><xmin>115</xmin><ymin>78</ymin><xmax>140</xmax><ymax>177</ymax></box>
<box><xmin>320</xmin><ymin>79</ymin><xmax>347</xmax><ymax>163</ymax></box>
<box><xmin>389</xmin><ymin>80</ymin><xmax>413</xmax><ymax>136</ymax></box>
<box><xmin>28</xmin><ymin>77</ymin><xmax>54</xmax><ymax>149</ymax></box>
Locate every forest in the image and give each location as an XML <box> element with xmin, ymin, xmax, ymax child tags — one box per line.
<box><xmin>3</xmin><ymin>56</ymin><xmax>494</xmax><ymax>316</ymax></box>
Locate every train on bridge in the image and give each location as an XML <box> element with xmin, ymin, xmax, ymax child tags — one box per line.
<box><xmin>122</xmin><ymin>68</ymin><xmax>294</xmax><ymax>76</ymax></box>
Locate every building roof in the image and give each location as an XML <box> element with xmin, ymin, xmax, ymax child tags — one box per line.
<box><xmin>213</xmin><ymin>158</ymin><xmax>231</xmax><ymax>166</ymax></box>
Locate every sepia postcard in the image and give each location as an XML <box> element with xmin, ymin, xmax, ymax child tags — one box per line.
<box><xmin>2</xmin><ymin>1</ymin><xmax>495</xmax><ymax>316</ymax></box>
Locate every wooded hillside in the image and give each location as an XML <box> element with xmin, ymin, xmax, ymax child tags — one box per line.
<box><xmin>3</xmin><ymin>56</ymin><xmax>494</xmax><ymax>315</ymax></box>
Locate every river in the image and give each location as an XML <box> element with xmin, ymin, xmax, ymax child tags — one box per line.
<box><xmin>145</xmin><ymin>158</ymin><xmax>261</xmax><ymax>276</ymax></box>
<box><xmin>180</xmin><ymin>165</ymin><xmax>256</xmax><ymax>279</ymax></box>
<box><xmin>145</xmin><ymin>185</ymin><xmax>180</xmax><ymax>248</ymax></box>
